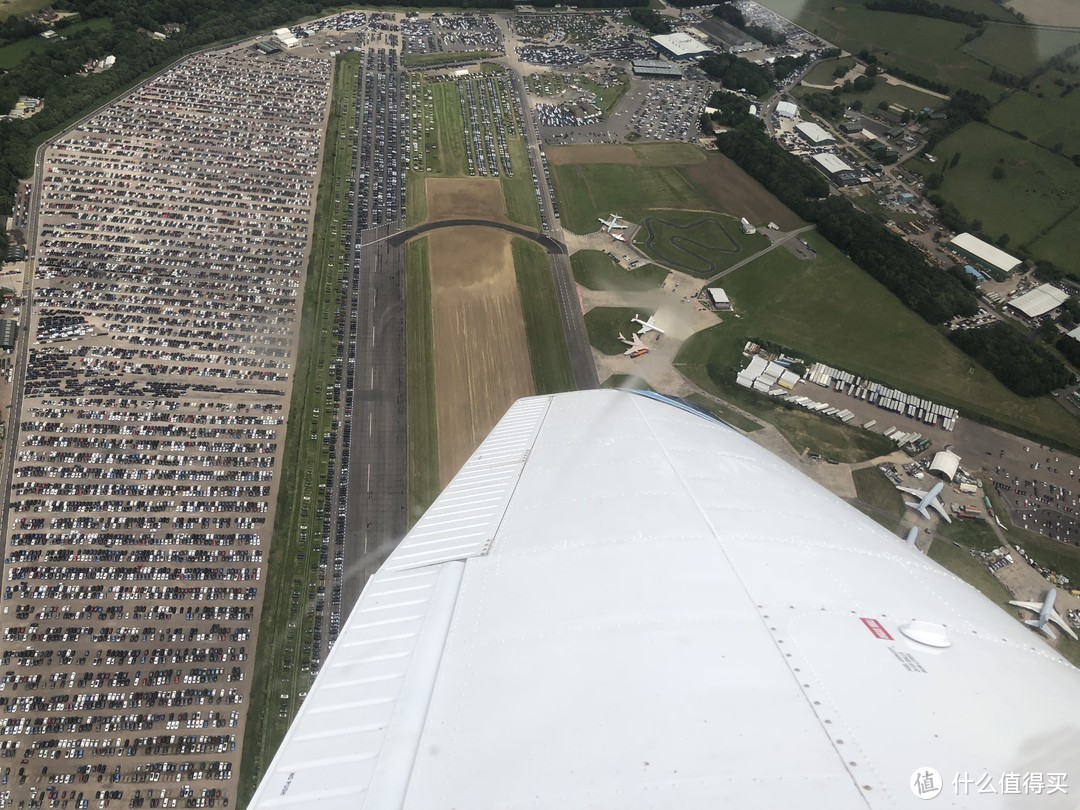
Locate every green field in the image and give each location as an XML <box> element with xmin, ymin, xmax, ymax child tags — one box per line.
<box><xmin>402</xmin><ymin>49</ymin><xmax>497</xmax><ymax>67</ymax></box>
<box><xmin>578</xmin><ymin>76</ymin><xmax>628</xmax><ymax>116</ymax></box>
<box><xmin>0</xmin><ymin>35</ymin><xmax>44</xmax><ymax>70</ymax></box>
<box><xmin>801</xmin><ymin>56</ymin><xmax>855</xmax><ymax>86</ymax></box>
<box><xmin>427</xmin><ymin>79</ymin><xmax>469</xmax><ymax>176</ymax></box>
<box><xmin>852</xmin><ymin>466</ymin><xmax>905</xmax><ymax>530</ymax></box>
<box><xmin>406</xmin><ymin>238</ymin><xmax>439</xmax><ymax>525</ymax></box>
<box><xmin>796</xmin><ymin>79</ymin><xmax>945</xmax><ymax>114</ymax></box>
<box><xmin>1029</xmin><ymin>206</ymin><xmax>1080</xmax><ymax>274</ymax></box>
<box><xmin>989</xmin><ymin>70</ymin><xmax>1080</xmax><ymax>153</ymax></box>
<box><xmin>962</xmin><ymin>23</ymin><xmax>1080</xmax><ymax>77</ymax></box>
<box><xmin>931</xmin><ymin>122</ymin><xmax>1080</xmax><ymax>251</ymax></box>
<box><xmin>512</xmin><ymin>238</ymin><xmax>576</xmax><ymax>393</ymax></box>
<box><xmin>501</xmin><ymin>131</ymin><xmax>541</xmax><ymax>230</ymax></box>
<box><xmin>634</xmin><ymin>209</ymin><xmax>769</xmax><ymax>278</ymax></box>
<box><xmin>239</xmin><ymin>53</ymin><xmax>360</xmax><ymax>808</ymax></box>
<box><xmin>928</xmin><ymin>521</ymin><xmax>1014</xmax><ymax>605</ymax></box>
<box><xmin>752</xmin><ymin>0</ymin><xmax>1000</xmax><ymax>95</ymax></box>
<box><xmin>571</xmin><ymin>249</ymin><xmax>668</xmax><ymax>291</ymax></box>
<box><xmin>585</xmin><ymin>306</ymin><xmax>654</xmax><ymax>356</ymax></box>
<box><xmin>673</xmin><ymin>230</ymin><xmax>1080</xmax><ymax>452</ymax></box>
<box><xmin>684</xmin><ymin>393</ymin><xmax>763</xmax><ymax>432</ymax></box>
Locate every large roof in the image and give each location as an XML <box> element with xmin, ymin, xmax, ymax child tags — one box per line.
<box><xmin>649</xmin><ymin>32</ymin><xmax>713</xmax><ymax>57</ymax></box>
<box><xmin>250</xmin><ymin>390</ymin><xmax>1080</xmax><ymax>810</ymax></box>
<box><xmin>811</xmin><ymin>151</ymin><xmax>853</xmax><ymax>175</ymax></box>
<box><xmin>1008</xmin><ymin>283</ymin><xmax>1070</xmax><ymax>318</ymax></box>
<box><xmin>948</xmin><ymin>232</ymin><xmax>1022</xmax><ymax>273</ymax></box>
<box><xmin>795</xmin><ymin>121</ymin><xmax>835</xmax><ymax>144</ymax></box>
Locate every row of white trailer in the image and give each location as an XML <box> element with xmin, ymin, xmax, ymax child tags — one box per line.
<box><xmin>805</xmin><ymin>362</ymin><xmax>958</xmax><ymax>431</ymax></box>
<box><xmin>782</xmin><ymin>395</ymin><xmax>857</xmax><ymax>423</ymax></box>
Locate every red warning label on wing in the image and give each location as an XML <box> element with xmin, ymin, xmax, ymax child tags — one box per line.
<box><xmin>860</xmin><ymin>617</ymin><xmax>893</xmax><ymax>640</ymax></box>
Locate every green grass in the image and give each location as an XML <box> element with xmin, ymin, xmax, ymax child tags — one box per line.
<box><xmin>578</xmin><ymin>76</ymin><xmax>628</xmax><ymax>116</ymax></box>
<box><xmin>0</xmin><ymin>35</ymin><xmax>44</xmax><ymax>70</ymax></box>
<box><xmin>852</xmin><ymin>467</ymin><xmax>905</xmax><ymax>530</ymax></box>
<box><xmin>239</xmin><ymin>52</ymin><xmax>360</xmax><ymax>808</ymax></box>
<box><xmin>801</xmin><ymin>56</ymin><xmax>856</xmax><ymax>86</ymax></box>
<box><xmin>633</xmin><ymin>209</ymin><xmax>769</xmax><ymax>278</ymax></box>
<box><xmin>673</xmin><ymin>230</ymin><xmax>1080</xmax><ymax>453</ymax></box>
<box><xmin>402</xmin><ymin>49</ymin><xmax>497</xmax><ymax>67</ymax></box>
<box><xmin>406</xmin><ymin>238</ymin><xmax>440</xmax><ymax>525</ymax></box>
<box><xmin>796</xmin><ymin>79</ymin><xmax>945</xmax><ymax>114</ymax></box>
<box><xmin>428</xmin><ymin>79</ymin><xmax>469</xmax><ymax>176</ymax></box>
<box><xmin>962</xmin><ymin>24</ymin><xmax>1080</xmax><ymax>78</ymax></box>
<box><xmin>1029</xmin><ymin>206</ymin><xmax>1080</xmax><ymax>273</ymax></box>
<box><xmin>570</xmin><ymin>249</ymin><xmax>668</xmax><ymax>292</ymax></box>
<box><xmin>585</xmin><ymin>306</ymin><xmax>654</xmax><ymax>356</ymax></box>
<box><xmin>551</xmin><ymin>161</ymin><xmax>714</xmax><ymax>235</ymax></box>
<box><xmin>684</xmin><ymin>393</ymin><xmax>763</xmax><ymax>432</ymax></box>
<box><xmin>512</xmin><ymin>238</ymin><xmax>576</xmax><ymax>394</ymax></box>
<box><xmin>406</xmin><ymin>170</ymin><xmax>427</xmax><ymax>227</ymax></box>
<box><xmin>932</xmin><ymin>122</ymin><xmax>1080</xmax><ymax>251</ymax></box>
<box><xmin>927</xmin><ymin>527</ymin><xmax>1014</xmax><ymax>606</ymax></box>
<box><xmin>989</xmin><ymin>70</ymin><xmax>1080</xmax><ymax>152</ymax></box>
<box><xmin>601</xmin><ymin>373</ymin><xmax>654</xmax><ymax>391</ymax></box>
<box><xmin>751</xmin><ymin>0</ymin><xmax>999</xmax><ymax>95</ymax></box>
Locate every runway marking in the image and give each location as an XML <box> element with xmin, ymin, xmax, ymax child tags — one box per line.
<box><xmin>370</xmin><ymin>367</ymin><xmax>374</xmax><ymax>389</ymax></box>
<box><xmin>368</xmin><ymin>412</ymin><xmax>373</xmax><ymax>436</ymax></box>
<box><xmin>371</xmin><ymin>325</ymin><xmax>375</xmax><ymax>346</ymax></box>
<box><xmin>366</xmin><ymin>463</ymin><xmax>371</xmax><ymax>493</ymax></box>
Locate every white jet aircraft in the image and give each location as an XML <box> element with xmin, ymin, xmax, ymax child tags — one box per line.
<box><xmin>1010</xmin><ymin>589</ymin><xmax>1078</xmax><ymax>641</ymax></box>
<box><xmin>598</xmin><ymin>214</ymin><xmax>628</xmax><ymax>232</ymax></box>
<box><xmin>618</xmin><ymin>333</ymin><xmax>649</xmax><ymax>357</ymax></box>
<box><xmin>895</xmin><ymin>480</ymin><xmax>952</xmax><ymax>523</ymax></box>
<box><xmin>610</xmin><ymin>232</ymin><xmax>625</xmax><ymax>242</ymax></box>
<box><xmin>632</xmin><ymin>314</ymin><xmax>664</xmax><ymax>335</ymax></box>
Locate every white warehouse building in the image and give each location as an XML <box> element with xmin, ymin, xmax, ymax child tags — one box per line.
<box><xmin>948</xmin><ymin>232</ymin><xmax>1021</xmax><ymax>274</ymax></box>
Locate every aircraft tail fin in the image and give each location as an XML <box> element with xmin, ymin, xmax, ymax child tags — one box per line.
<box><xmin>906</xmin><ymin>502</ymin><xmax>930</xmax><ymax>520</ymax></box>
<box><xmin>1026</xmin><ymin>619</ymin><xmax>1056</xmax><ymax>640</ymax></box>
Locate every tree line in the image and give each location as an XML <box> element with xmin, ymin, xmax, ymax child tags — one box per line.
<box><xmin>712</xmin><ymin>123</ymin><xmax>1072</xmax><ymax>397</ymax></box>
<box><xmin>864</xmin><ymin>0</ymin><xmax>988</xmax><ymax>28</ymax></box>
<box><xmin>711</xmin><ymin>0</ymin><xmax>786</xmax><ymax>47</ymax></box>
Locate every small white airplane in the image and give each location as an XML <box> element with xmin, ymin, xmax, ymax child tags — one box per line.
<box><xmin>895</xmin><ymin>480</ymin><xmax>952</xmax><ymax>523</ymax></box>
<box><xmin>1010</xmin><ymin>589</ymin><xmax>1078</xmax><ymax>641</ymax></box>
<box><xmin>598</xmin><ymin>214</ymin><xmax>628</xmax><ymax>232</ymax></box>
<box><xmin>632</xmin><ymin>314</ymin><xmax>664</xmax><ymax>335</ymax></box>
<box><xmin>610</xmin><ymin>232</ymin><xmax>625</xmax><ymax>242</ymax></box>
<box><xmin>618</xmin><ymin>333</ymin><xmax>649</xmax><ymax>357</ymax></box>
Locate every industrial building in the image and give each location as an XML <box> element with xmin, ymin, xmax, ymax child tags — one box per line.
<box><xmin>649</xmin><ymin>32</ymin><xmax>713</xmax><ymax>61</ymax></box>
<box><xmin>631</xmin><ymin>59</ymin><xmax>684</xmax><ymax>79</ymax></box>
<box><xmin>0</xmin><ymin>319</ymin><xmax>16</xmax><ymax>351</ymax></box>
<box><xmin>794</xmin><ymin>121</ymin><xmax>836</xmax><ymax>147</ymax></box>
<box><xmin>1007</xmin><ymin>284</ymin><xmax>1071</xmax><ymax>319</ymax></box>
<box><xmin>947</xmin><ymin>232</ymin><xmax>1021</xmax><ymax>274</ymax></box>
<box><xmin>809</xmin><ymin>152</ymin><xmax>861</xmax><ymax>186</ymax></box>
<box><xmin>776</xmin><ymin>100</ymin><xmax>798</xmax><ymax>119</ymax></box>
<box><xmin>273</xmin><ymin>27</ymin><xmax>300</xmax><ymax>49</ymax></box>
<box><xmin>707</xmin><ymin>288</ymin><xmax>731</xmax><ymax>310</ymax></box>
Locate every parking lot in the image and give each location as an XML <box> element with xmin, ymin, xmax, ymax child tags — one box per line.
<box><xmin>0</xmin><ymin>45</ymin><xmax>332</xmax><ymax>810</ymax></box>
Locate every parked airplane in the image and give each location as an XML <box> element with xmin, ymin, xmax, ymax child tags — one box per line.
<box><xmin>598</xmin><ymin>213</ymin><xmax>628</xmax><ymax>232</ymax></box>
<box><xmin>896</xmin><ymin>480</ymin><xmax>951</xmax><ymax>523</ymax></box>
<box><xmin>618</xmin><ymin>333</ymin><xmax>649</xmax><ymax>358</ymax></box>
<box><xmin>610</xmin><ymin>232</ymin><xmax>625</xmax><ymax>242</ymax></box>
<box><xmin>904</xmin><ymin>526</ymin><xmax>918</xmax><ymax>546</ymax></box>
<box><xmin>1009</xmin><ymin>589</ymin><xmax>1078</xmax><ymax>641</ymax></box>
<box><xmin>632</xmin><ymin>314</ymin><xmax>664</xmax><ymax>335</ymax></box>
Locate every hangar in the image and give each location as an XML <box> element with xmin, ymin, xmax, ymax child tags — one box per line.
<box><xmin>1007</xmin><ymin>284</ymin><xmax>1070</xmax><ymax>319</ymax></box>
<box><xmin>929</xmin><ymin>450</ymin><xmax>961</xmax><ymax>482</ymax></box>
<box><xmin>649</xmin><ymin>33</ymin><xmax>713</xmax><ymax>61</ymax></box>
<box><xmin>948</xmin><ymin>232</ymin><xmax>1021</xmax><ymax>274</ymax></box>
<box><xmin>810</xmin><ymin>152</ymin><xmax>861</xmax><ymax>186</ymax></box>
<box><xmin>631</xmin><ymin>59</ymin><xmax>683</xmax><ymax>79</ymax></box>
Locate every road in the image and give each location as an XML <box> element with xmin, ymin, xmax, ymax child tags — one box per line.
<box><xmin>699</xmin><ymin>224</ymin><xmax>816</xmax><ymax>287</ymax></box>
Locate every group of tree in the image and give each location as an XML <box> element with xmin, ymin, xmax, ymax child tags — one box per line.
<box><xmin>924</xmin><ymin>88</ymin><xmax>991</xmax><ymax>148</ymax></box>
<box><xmin>865</xmin><ymin>0</ymin><xmax>988</xmax><ymax>28</ymax></box>
<box><xmin>628</xmin><ymin>8</ymin><xmax>671</xmax><ymax>35</ymax></box>
<box><xmin>711</xmin><ymin>1</ymin><xmax>786</xmax><ymax>47</ymax></box>
<box><xmin>801</xmin><ymin>91</ymin><xmax>846</xmax><ymax>119</ymax></box>
<box><xmin>697</xmin><ymin>52</ymin><xmax>773</xmax><ymax>97</ymax></box>
<box><xmin>857</xmin><ymin>55</ymin><xmax>950</xmax><ymax>95</ymax></box>
<box><xmin>1057</xmin><ymin>334</ymin><xmax>1080</xmax><ymax>370</ymax></box>
<box><xmin>950</xmin><ymin>322</ymin><xmax>1072</xmax><ymax>397</ymax></box>
<box><xmin>704</xmin><ymin>89</ymin><xmax>762</xmax><ymax>129</ymax></box>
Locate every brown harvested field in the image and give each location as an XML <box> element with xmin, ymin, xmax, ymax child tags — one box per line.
<box><xmin>426</xmin><ymin>226</ymin><xmax>535</xmax><ymax>484</ymax></box>
<box><xmin>546</xmin><ymin>144</ymin><xmax>640</xmax><ymax>165</ymax></box>
<box><xmin>426</xmin><ymin>176</ymin><xmax>508</xmax><ymax>222</ymax></box>
<box><xmin>686</xmin><ymin>153</ymin><xmax>804</xmax><ymax>231</ymax></box>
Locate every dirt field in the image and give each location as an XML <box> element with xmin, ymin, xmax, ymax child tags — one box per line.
<box><xmin>426</xmin><ymin>176</ymin><xmax>509</xmax><ymax>222</ymax></box>
<box><xmin>426</xmin><ymin>226</ymin><xmax>535</xmax><ymax>484</ymax></box>
<box><xmin>546</xmin><ymin>144</ymin><xmax>640</xmax><ymax>165</ymax></box>
<box><xmin>686</xmin><ymin>153</ymin><xmax>804</xmax><ymax>231</ymax></box>
<box><xmin>1003</xmin><ymin>0</ymin><xmax>1080</xmax><ymax>26</ymax></box>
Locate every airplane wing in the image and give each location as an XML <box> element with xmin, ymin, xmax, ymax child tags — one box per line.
<box><xmin>928</xmin><ymin>497</ymin><xmax>952</xmax><ymax>523</ymax></box>
<box><xmin>1049</xmin><ymin>611</ymin><xmax>1080</xmax><ymax>641</ymax></box>
<box><xmin>896</xmin><ymin>486</ymin><xmax>929</xmax><ymax>499</ymax></box>
<box><xmin>1009</xmin><ymin>600</ymin><xmax>1044</xmax><ymax>612</ymax></box>
<box><xmin>250</xmin><ymin>390</ymin><xmax>1080</xmax><ymax>810</ymax></box>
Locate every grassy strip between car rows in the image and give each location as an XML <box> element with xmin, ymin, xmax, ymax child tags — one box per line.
<box><xmin>501</xmin><ymin>131</ymin><xmax>541</xmax><ymax>231</ymax></box>
<box><xmin>402</xmin><ymin>49</ymin><xmax>498</xmax><ymax>68</ymax></box>
<box><xmin>238</xmin><ymin>52</ymin><xmax>359</xmax><ymax>808</ymax></box>
<box><xmin>406</xmin><ymin>237</ymin><xmax>440</xmax><ymax>526</ymax></box>
<box><xmin>512</xmin><ymin>238</ymin><xmax>575</xmax><ymax>394</ymax></box>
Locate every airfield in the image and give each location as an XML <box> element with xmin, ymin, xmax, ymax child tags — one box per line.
<box><xmin>1</xmin><ymin>2</ymin><xmax>1080</xmax><ymax>808</ymax></box>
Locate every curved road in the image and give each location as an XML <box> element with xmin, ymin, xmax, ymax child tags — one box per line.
<box><xmin>384</xmin><ymin>217</ymin><xmax>567</xmax><ymax>255</ymax></box>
